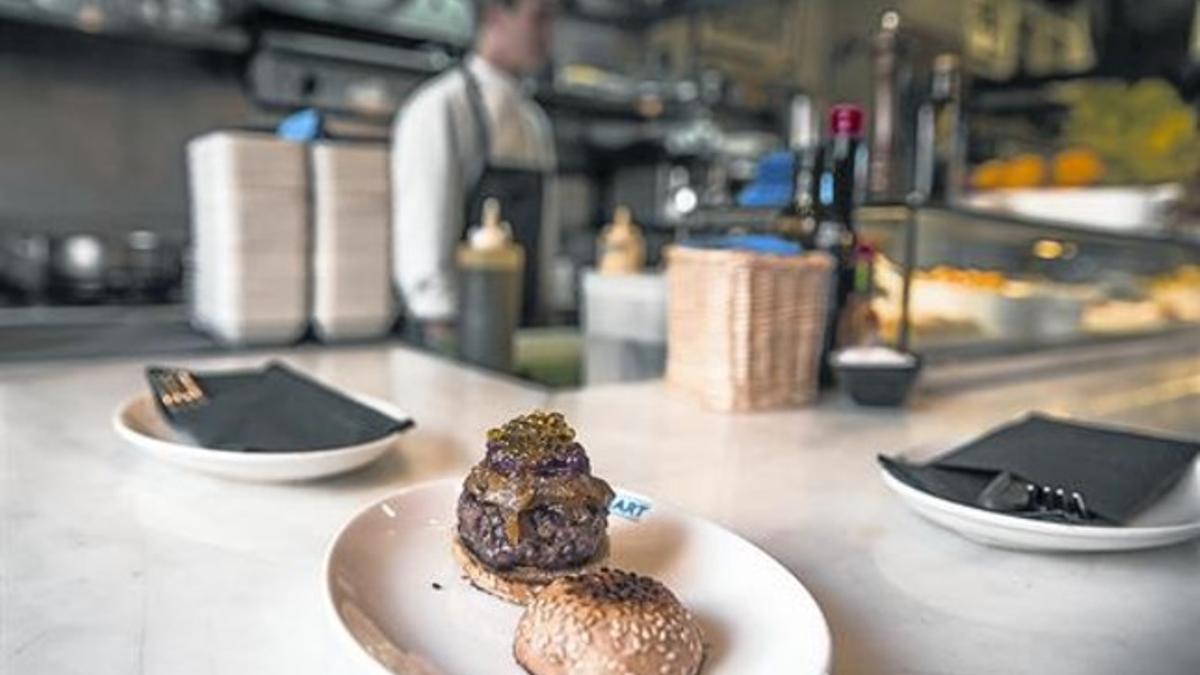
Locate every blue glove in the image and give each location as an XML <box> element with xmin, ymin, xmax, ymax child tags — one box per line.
<box><xmin>277</xmin><ymin>108</ymin><xmax>324</xmax><ymax>142</ymax></box>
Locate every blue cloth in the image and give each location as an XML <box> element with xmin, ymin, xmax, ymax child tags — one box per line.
<box><xmin>277</xmin><ymin>109</ymin><xmax>324</xmax><ymax>142</ymax></box>
<box><xmin>737</xmin><ymin>182</ymin><xmax>793</xmax><ymax>208</ymax></box>
<box><xmin>682</xmin><ymin>234</ymin><xmax>803</xmax><ymax>256</ymax></box>
<box><xmin>736</xmin><ymin>150</ymin><xmax>795</xmax><ymax>208</ymax></box>
<box><xmin>753</xmin><ymin>151</ymin><xmax>796</xmax><ymax>182</ymax></box>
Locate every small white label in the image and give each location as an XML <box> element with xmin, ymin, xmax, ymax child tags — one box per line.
<box><xmin>610</xmin><ymin>493</ymin><xmax>652</xmax><ymax>522</ymax></box>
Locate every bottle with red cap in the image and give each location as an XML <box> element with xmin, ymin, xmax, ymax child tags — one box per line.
<box><xmin>814</xmin><ymin>103</ymin><xmax>869</xmax><ymax>387</ymax></box>
<box><xmin>816</xmin><ymin>104</ymin><xmax>867</xmax><ymax>238</ymax></box>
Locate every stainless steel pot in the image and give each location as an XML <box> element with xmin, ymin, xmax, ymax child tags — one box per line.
<box><xmin>123</xmin><ymin>229</ymin><xmax>183</xmax><ymax>302</ymax></box>
<box><xmin>49</xmin><ymin>233</ymin><xmax>111</xmax><ymax>303</ymax></box>
<box><xmin>0</xmin><ymin>232</ymin><xmax>52</xmax><ymax>301</ymax></box>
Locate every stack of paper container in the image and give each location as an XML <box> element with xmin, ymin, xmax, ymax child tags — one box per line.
<box><xmin>310</xmin><ymin>141</ymin><xmax>395</xmax><ymax>341</ymax></box>
<box><xmin>187</xmin><ymin>131</ymin><xmax>309</xmax><ymax>345</ymax></box>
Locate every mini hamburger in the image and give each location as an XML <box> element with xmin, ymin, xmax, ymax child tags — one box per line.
<box><xmin>454</xmin><ymin>411</ymin><xmax>615</xmax><ymax>604</ymax></box>
<box><xmin>514</xmin><ymin>568</ymin><xmax>706</xmax><ymax>675</ymax></box>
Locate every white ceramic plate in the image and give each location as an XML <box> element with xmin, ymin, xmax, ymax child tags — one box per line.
<box><xmin>325</xmin><ymin>479</ymin><xmax>832</xmax><ymax>675</ymax></box>
<box><xmin>881</xmin><ymin>458</ymin><xmax>1200</xmax><ymax>552</ymax></box>
<box><xmin>112</xmin><ymin>393</ymin><xmax>407</xmax><ymax>482</ymax></box>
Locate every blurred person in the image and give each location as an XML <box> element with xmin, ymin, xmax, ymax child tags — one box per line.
<box><xmin>391</xmin><ymin>0</ymin><xmax>559</xmax><ymax>348</ymax></box>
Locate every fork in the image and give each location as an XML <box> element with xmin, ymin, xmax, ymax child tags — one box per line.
<box><xmin>978</xmin><ymin>472</ymin><xmax>1092</xmax><ymax>522</ymax></box>
<box><xmin>151</xmin><ymin>369</ymin><xmax>209</xmax><ymax>412</ymax></box>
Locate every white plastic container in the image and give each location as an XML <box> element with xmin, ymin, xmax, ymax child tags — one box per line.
<box><xmin>187</xmin><ymin>131</ymin><xmax>310</xmax><ymax>345</ymax></box>
<box><xmin>582</xmin><ymin>270</ymin><xmax>667</xmax><ymax>343</ymax></box>
<box><xmin>188</xmin><ymin>131</ymin><xmax>307</xmax><ymax>188</ymax></box>
<box><xmin>582</xmin><ymin>270</ymin><xmax>667</xmax><ymax>383</ymax></box>
<box><xmin>311</xmin><ymin>142</ymin><xmax>389</xmax><ymax>190</ymax></box>
<box><xmin>312</xmin><ymin>313</ymin><xmax>396</xmax><ymax>342</ymax></box>
<box><xmin>314</xmin><ymin>198</ymin><xmax>391</xmax><ymax>231</ymax></box>
<box><xmin>312</xmin><ymin>214</ymin><xmax>389</xmax><ymax>254</ymax></box>
<box><xmin>309</xmin><ymin>141</ymin><xmax>395</xmax><ymax>341</ymax></box>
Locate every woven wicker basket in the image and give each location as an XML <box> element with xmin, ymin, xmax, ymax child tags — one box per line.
<box><xmin>665</xmin><ymin>246</ymin><xmax>833</xmax><ymax>411</ymax></box>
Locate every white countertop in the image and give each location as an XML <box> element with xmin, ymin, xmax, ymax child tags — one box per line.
<box><xmin>2</xmin><ymin>342</ymin><xmax>1199</xmax><ymax>675</ymax></box>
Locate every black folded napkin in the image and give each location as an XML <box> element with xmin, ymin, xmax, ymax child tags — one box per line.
<box><xmin>880</xmin><ymin>413</ymin><xmax>1199</xmax><ymax>525</ymax></box>
<box><xmin>146</xmin><ymin>361</ymin><xmax>414</xmax><ymax>452</ymax></box>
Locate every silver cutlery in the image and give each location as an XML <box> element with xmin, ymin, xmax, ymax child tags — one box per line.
<box><xmin>978</xmin><ymin>472</ymin><xmax>1092</xmax><ymax>522</ymax></box>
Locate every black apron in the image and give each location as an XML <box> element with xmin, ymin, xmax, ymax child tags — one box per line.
<box><xmin>460</xmin><ymin>65</ymin><xmax>546</xmax><ymax>327</ymax></box>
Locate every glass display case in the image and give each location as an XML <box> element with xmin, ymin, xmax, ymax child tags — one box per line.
<box><xmin>857</xmin><ymin>204</ymin><xmax>1200</xmax><ymax>359</ymax></box>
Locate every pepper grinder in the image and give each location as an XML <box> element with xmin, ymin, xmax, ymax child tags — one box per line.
<box><xmin>457</xmin><ymin>198</ymin><xmax>525</xmax><ymax>372</ymax></box>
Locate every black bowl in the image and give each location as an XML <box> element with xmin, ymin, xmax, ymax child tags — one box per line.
<box><xmin>834</xmin><ymin>357</ymin><xmax>923</xmax><ymax>407</ymax></box>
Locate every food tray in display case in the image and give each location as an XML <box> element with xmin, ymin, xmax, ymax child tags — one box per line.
<box><xmin>857</xmin><ymin>204</ymin><xmax>1200</xmax><ymax>360</ymax></box>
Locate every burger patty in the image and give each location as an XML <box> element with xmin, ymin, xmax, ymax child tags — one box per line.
<box><xmin>456</xmin><ymin>491</ymin><xmax>608</xmax><ymax>571</ymax></box>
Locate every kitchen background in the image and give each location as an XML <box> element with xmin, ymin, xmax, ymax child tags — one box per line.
<box><xmin>1</xmin><ymin>0</ymin><xmax>1198</xmax><ymax>379</ymax></box>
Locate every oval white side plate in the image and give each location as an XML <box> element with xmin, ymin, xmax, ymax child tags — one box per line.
<box><xmin>325</xmin><ymin>479</ymin><xmax>832</xmax><ymax>675</ymax></box>
<box><xmin>881</xmin><ymin>459</ymin><xmax>1200</xmax><ymax>552</ymax></box>
<box><xmin>113</xmin><ymin>393</ymin><xmax>407</xmax><ymax>482</ymax></box>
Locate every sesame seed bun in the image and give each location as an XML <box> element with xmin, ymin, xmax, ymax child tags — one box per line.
<box><xmin>513</xmin><ymin>568</ymin><xmax>705</xmax><ymax>675</ymax></box>
<box><xmin>451</xmin><ymin>536</ymin><xmax>610</xmax><ymax>605</ymax></box>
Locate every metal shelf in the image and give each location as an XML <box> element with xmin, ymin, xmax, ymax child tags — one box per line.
<box><xmin>938</xmin><ymin>206</ymin><xmax>1200</xmax><ymax>252</ymax></box>
<box><xmin>920</xmin><ymin>325</ymin><xmax>1200</xmax><ymax>364</ymax></box>
<box><xmin>0</xmin><ymin>5</ymin><xmax>250</xmax><ymax>53</ymax></box>
<box><xmin>563</xmin><ymin>0</ymin><xmax>768</xmax><ymax>28</ymax></box>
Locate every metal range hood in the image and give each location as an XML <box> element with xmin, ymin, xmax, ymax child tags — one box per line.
<box><xmin>247</xmin><ymin>29</ymin><xmax>452</xmax><ymax>118</ymax></box>
<box><xmin>0</xmin><ymin>0</ymin><xmax>249</xmax><ymax>52</ymax></box>
<box><xmin>252</xmin><ymin>0</ymin><xmax>473</xmax><ymax>46</ymax></box>
<box><xmin>0</xmin><ymin>0</ymin><xmax>474</xmax><ymax>51</ymax></box>
<box><xmin>566</xmin><ymin>0</ymin><xmax>761</xmax><ymax>25</ymax></box>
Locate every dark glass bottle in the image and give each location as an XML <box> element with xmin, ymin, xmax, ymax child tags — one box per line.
<box><xmin>814</xmin><ymin>104</ymin><xmax>868</xmax><ymax>386</ymax></box>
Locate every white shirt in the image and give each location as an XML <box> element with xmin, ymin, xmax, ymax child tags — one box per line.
<box><xmin>391</xmin><ymin>55</ymin><xmax>557</xmax><ymax>321</ymax></box>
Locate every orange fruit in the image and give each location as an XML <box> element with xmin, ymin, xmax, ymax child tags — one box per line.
<box><xmin>1052</xmin><ymin>148</ymin><xmax>1104</xmax><ymax>187</ymax></box>
<box><xmin>970</xmin><ymin>159</ymin><xmax>1007</xmax><ymax>190</ymax></box>
<box><xmin>999</xmin><ymin>154</ymin><xmax>1047</xmax><ymax>188</ymax></box>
